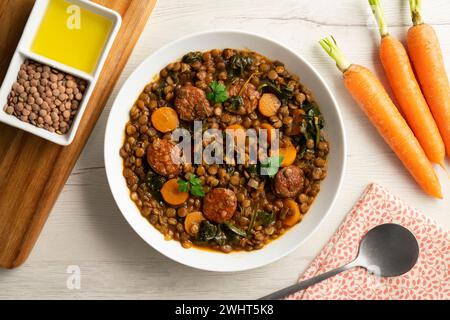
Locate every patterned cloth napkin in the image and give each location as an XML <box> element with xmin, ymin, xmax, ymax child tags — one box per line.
<box><xmin>288</xmin><ymin>183</ymin><xmax>450</xmax><ymax>300</ymax></box>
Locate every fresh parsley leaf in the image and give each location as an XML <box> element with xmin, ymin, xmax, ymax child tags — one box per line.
<box><xmin>190</xmin><ymin>183</ymin><xmax>205</xmax><ymax>197</ymax></box>
<box><xmin>189</xmin><ymin>175</ymin><xmax>202</xmax><ymax>185</ymax></box>
<box><xmin>177</xmin><ymin>179</ymin><xmax>189</xmax><ymax>192</ymax></box>
<box><xmin>189</xmin><ymin>175</ymin><xmax>205</xmax><ymax>196</ymax></box>
<box><xmin>260</xmin><ymin>155</ymin><xmax>284</xmax><ymax>178</ymax></box>
<box><xmin>178</xmin><ymin>174</ymin><xmax>205</xmax><ymax>197</ymax></box>
<box><xmin>207</xmin><ymin>81</ymin><xmax>228</xmax><ymax>104</ymax></box>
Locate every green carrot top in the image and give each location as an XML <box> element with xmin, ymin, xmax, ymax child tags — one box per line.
<box><xmin>409</xmin><ymin>0</ymin><xmax>423</xmax><ymax>25</ymax></box>
<box><xmin>319</xmin><ymin>36</ymin><xmax>351</xmax><ymax>73</ymax></box>
<box><xmin>369</xmin><ymin>0</ymin><xmax>389</xmax><ymax>37</ymax></box>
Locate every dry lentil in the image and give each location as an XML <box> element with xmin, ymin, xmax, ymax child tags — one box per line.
<box><xmin>3</xmin><ymin>60</ymin><xmax>86</xmax><ymax>134</ymax></box>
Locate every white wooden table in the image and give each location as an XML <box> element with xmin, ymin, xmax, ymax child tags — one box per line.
<box><xmin>1</xmin><ymin>0</ymin><xmax>449</xmax><ymax>300</ymax></box>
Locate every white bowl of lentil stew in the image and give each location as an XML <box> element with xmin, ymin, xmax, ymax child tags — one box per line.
<box><xmin>105</xmin><ymin>30</ymin><xmax>346</xmax><ymax>272</ymax></box>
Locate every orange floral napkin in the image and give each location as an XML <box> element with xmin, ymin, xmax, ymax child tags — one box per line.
<box><xmin>288</xmin><ymin>183</ymin><xmax>450</xmax><ymax>300</ymax></box>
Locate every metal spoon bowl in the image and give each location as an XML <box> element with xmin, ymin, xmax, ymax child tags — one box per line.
<box><xmin>260</xmin><ymin>223</ymin><xmax>420</xmax><ymax>300</ymax></box>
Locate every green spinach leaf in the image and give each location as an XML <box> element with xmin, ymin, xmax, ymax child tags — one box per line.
<box><xmin>154</xmin><ymin>82</ymin><xmax>166</xmax><ymax>100</ymax></box>
<box><xmin>257</xmin><ymin>211</ymin><xmax>276</xmax><ymax>227</ymax></box>
<box><xmin>247</xmin><ymin>164</ymin><xmax>258</xmax><ymax>177</ymax></box>
<box><xmin>228</xmin><ymin>55</ymin><xmax>254</xmax><ymax>77</ymax></box>
<box><xmin>302</xmin><ymin>101</ymin><xmax>325</xmax><ymax>147</ymax></box>
<box><xmin>182</xmin><ymin>51</ymin><xmax>203</xmax><ymax>64</ymax></box>
<box><xmin>145</xmin><ymin>171</ymin><xmax>167</xmax><ymax>202</ymax></box>
<box><xmin>226</xmin><ymin>95</ymin><xmax>244</xmax><ymax>111</ymax></box>
<box><xmin>214</xmin><ymin>226</ymin><xmax>228</xmax><ymax>246</ymax></box>
<box><xmin>223</xmin><ymin>222</ymin><xmax>247</xmax><ymax>237</ymax></box>
<box><xmin>258</xmin><ymin>81</ymin><xmax>294</xmax><ymax>104</ymax></box>
<box><xmin>198</xmin><ymin>221</ymin><xmax>217</xmax><ymax>242</ymax></box>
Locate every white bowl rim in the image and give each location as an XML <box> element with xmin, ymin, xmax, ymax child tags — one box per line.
<box><xmin>104</xmin><ymin>29</ymin><xmax>347</xmax><ymax>272</ymax></box>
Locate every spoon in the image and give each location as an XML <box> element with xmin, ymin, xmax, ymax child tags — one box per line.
<box><xmin>260</xmin><ymin>223</ymin><xmax>419</xmax><ymax>300</ymax></box>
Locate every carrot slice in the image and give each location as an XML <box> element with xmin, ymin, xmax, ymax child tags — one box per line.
<box><xmin>226</xmin><ymin>124</ymin><xmax>245</xmax><ymax>131</ymax></box>
<box><xmin>278</xmin><ymin>139</ymin><xmax>297</xmax><ymax>167</ymax></box>
<box><xmin>271</xmin><ymin>140</ymin><xmax>297</xmax><ymax>167</ymax></box>
<box><xmin>226</xmin><ymin>124</ymin><xmax>247</xmax><ymax>142</ymax></box>
<box><xmin>184</xmin><ymin>212</ymin><xmax>205</xmax><ymax>236</ymax></box>
<box><xmin>283</xmin><ymin>199</ymin><xmax>302</xmax><ymax>227</ymax></box>
<box><xmin>320</xmin><ymin>36</ymin><xmax>442</xmax><ymax>199</ymax></box>
<box><xmin>407</xmin><ymin>0</ymin><xmax>450</xmax><ymax>158</ymax></box>
<box><xmin>151</xmin><ymin>107</ymin><xmax>179</xmax><ymax>133</ymax></box>
<box><xmin>369</xmin><ymin>0</ymin><xmax>445</xmax><ymax>165</ymax></box>
<box><xmin>259</xmin><ymin>93</ymin><xmax>281</xmax><ymax>117</ymax></box>
<box><xmin>161</xmin><ymin>178</ymin><xmax>189</xmax><ymax>206</ymax></box>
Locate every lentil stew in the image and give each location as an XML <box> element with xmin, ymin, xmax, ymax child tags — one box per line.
<box><xmin>120</xmin><ymin>49</ymin><xmax>329</xmax><ymax>253</ymax></box>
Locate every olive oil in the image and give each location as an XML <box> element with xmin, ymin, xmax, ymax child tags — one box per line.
<box><xmin>31</xmin><ymin>0</ymin><xmax>112</xmax><ymax>74</ymax></box>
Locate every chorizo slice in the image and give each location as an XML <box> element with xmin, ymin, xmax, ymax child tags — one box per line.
<box><xmin>273</xmin><ymin>165</ymin><xmax>304</xmax><ymax>198</ymax></box>
<box><xmin>174</xmin><ymin>84</ymin><xmax>213</xmax><ymax>121</ymax></box>
<box><xmin>146</xmin><ymin>138</ymin><xmax>182</xmax><ymax>178</ymax></box>
<box><xmin>203</xmin><ymin>188</ymin><xmax>238</xmax><ymax>223</ymax></box>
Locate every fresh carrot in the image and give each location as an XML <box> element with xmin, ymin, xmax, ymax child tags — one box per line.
<box><xmin>319</xmin><ymin>36</ymin><xmax>442</xmax><ymax>199</ymax></box>
<box><xmin>407</xmin><ymin>0</ymin><xmax>450</xmax><ymax>158</ymax></box>
<box><xmin>369</xmin><ymin>0</ymin><xmax>445</xmax><ymax>165</ymax></box>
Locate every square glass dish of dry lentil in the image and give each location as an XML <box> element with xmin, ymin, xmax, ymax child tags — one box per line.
<box><xmin>120</xmin><ymin>49</ymin><xmax>330</xmax><ymax>253</ymax></box>
<box><xmin>3</xmin><ymin>59</ymin><xmax>87</xmax><ymax>134</ymax></box>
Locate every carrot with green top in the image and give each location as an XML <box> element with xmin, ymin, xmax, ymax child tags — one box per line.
<box><xmin>369</xmin><ymin>0</ymin><xmax>445</xmax><ymax>165</ymax></box>
<box><xmin>407</xmin><ymin>0</ymin><xmax>450</xmax><ymax>158</ymax></box>
<box><xmin>319</xmin><ymin>36</ymin><xmax>442</xmax><ymax>199</ymax></box>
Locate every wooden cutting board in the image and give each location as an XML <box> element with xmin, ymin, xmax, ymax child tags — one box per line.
<box><xmin>0</xmin><ymin>0</ymin><xmax>157</xmax><ymax>269</ymax></box>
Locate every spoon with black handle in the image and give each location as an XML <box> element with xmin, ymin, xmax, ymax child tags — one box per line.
<box><xmin>260</xmin><ymin>223</ymin><xmax>419</xmax><ymax>300</ymax></box>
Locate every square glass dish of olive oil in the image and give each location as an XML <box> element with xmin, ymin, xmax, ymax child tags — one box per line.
<box><xmin>32</xmin><ymin>0</ymin><xmax>114</xmax><ymax>74</ymax></box>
